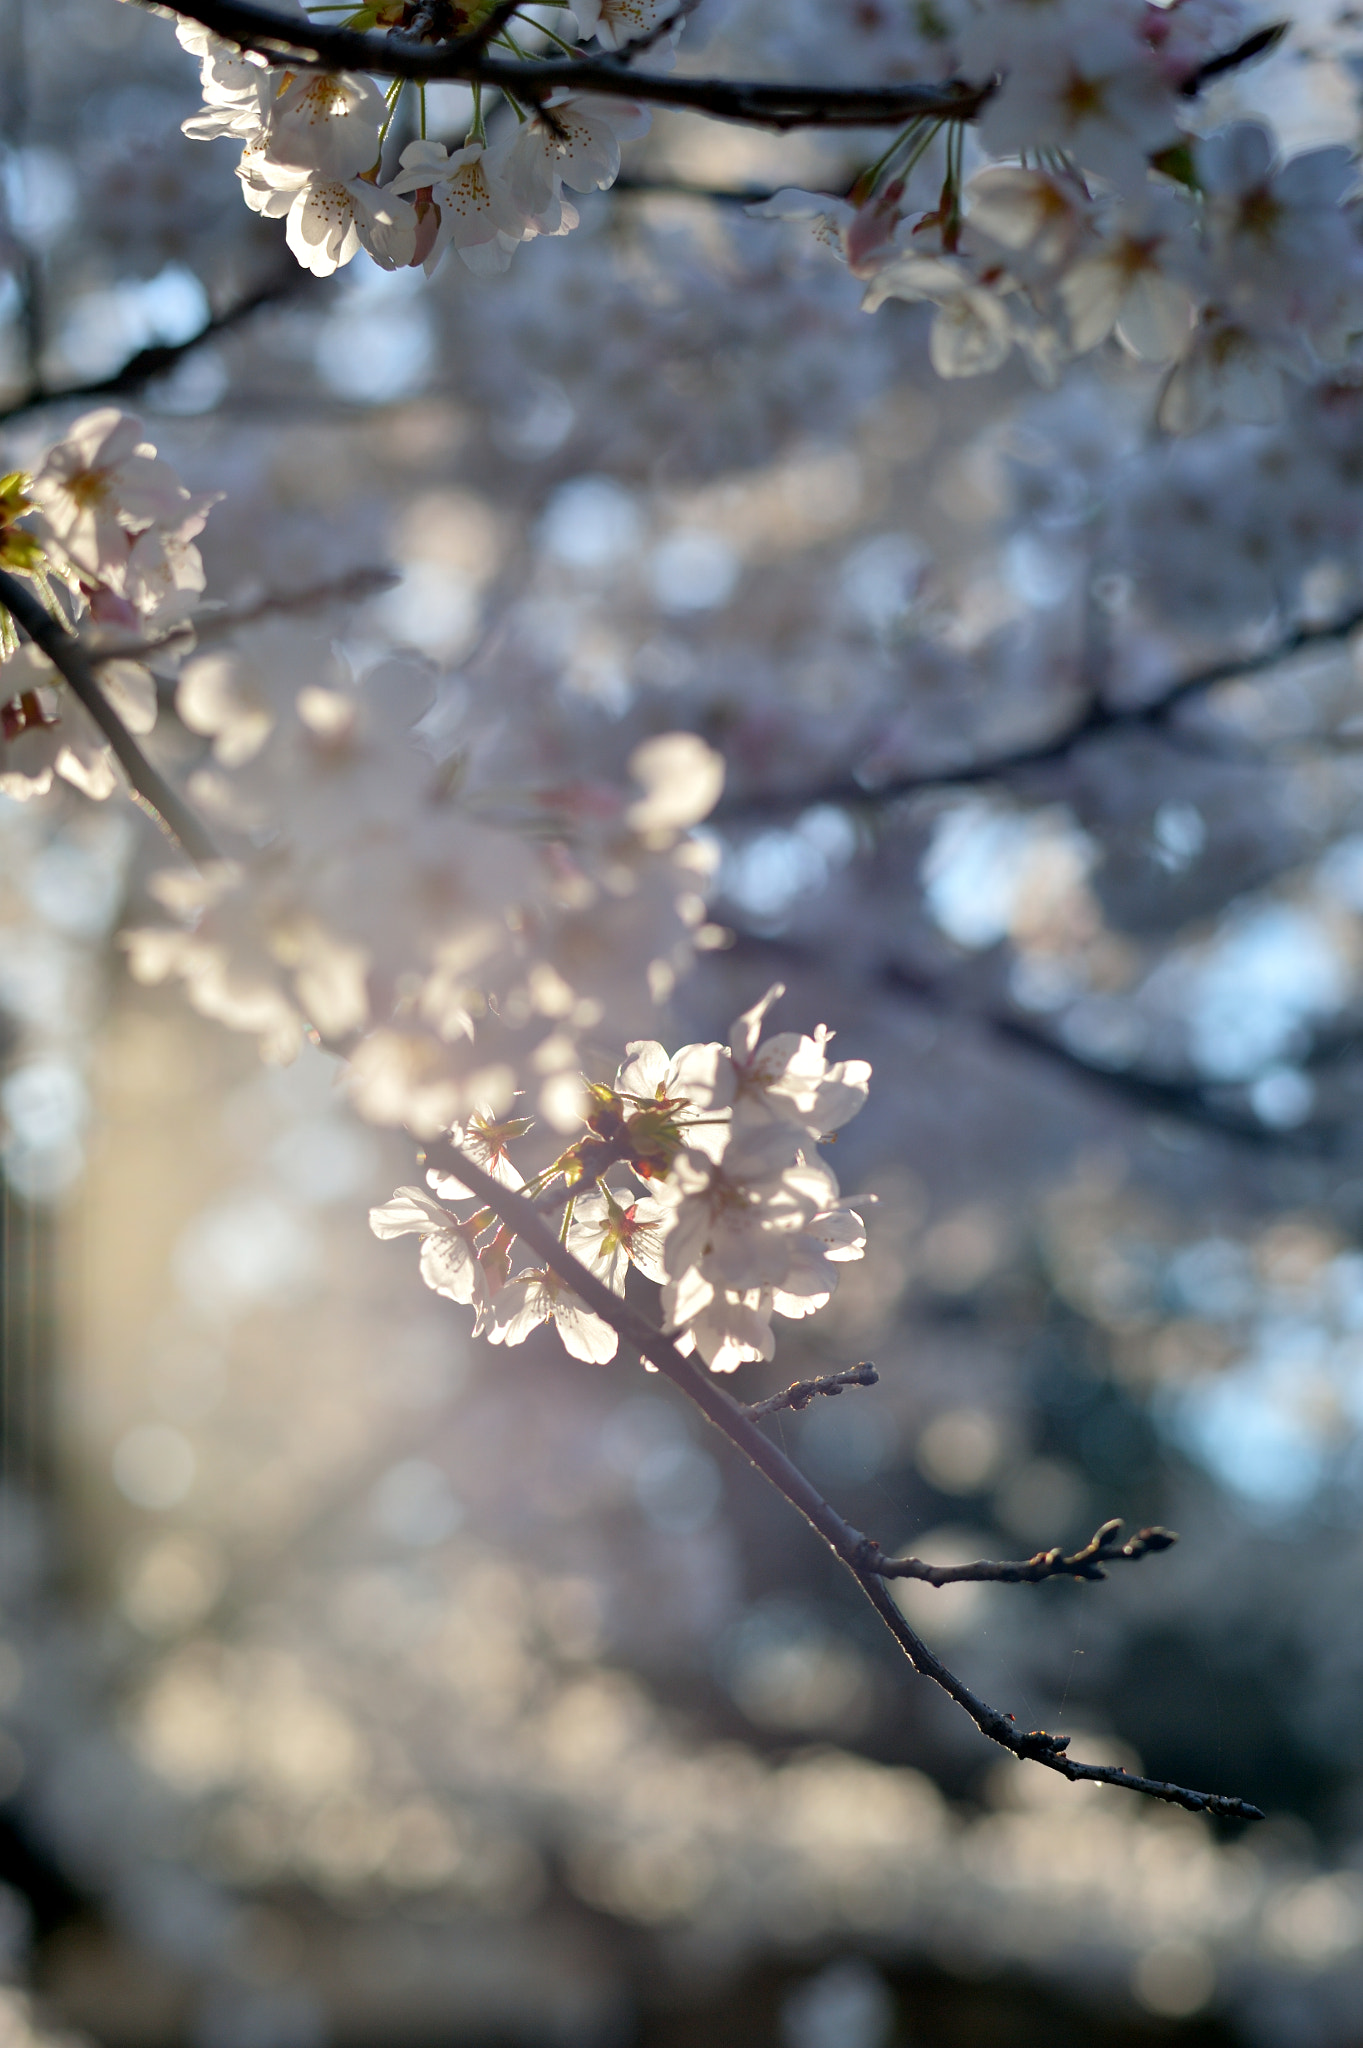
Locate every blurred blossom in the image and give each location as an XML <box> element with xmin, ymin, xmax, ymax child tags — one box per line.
<box><xmin>368</xmin><ymin>1461</ymin><xmax>463</xmax><ymax>1548</ymax></box>
<box><xmin>540</xmin><ymin>477</ymin><xmax>639</xmax><ymax>569</ymax></box>
<box><xmin>1130</xmin><ymin>1941</ymin><xmax>1216</xmax><ymax>2018</ymax></box>
<box><xmin>25</xmin><ymin>822</ymin><xmax>131</xmax><ymax>938</ymax></box>
<box><xmin>315</xmin><ymin>284</ymin><xmax>434</xmax><ymax>405</ymax></box>
<box><xmin>1</xmin><ymin>146</ymin><xmax>77</xmax><ymax>244</ymax></box>
<box><xmin>267</xmin><ymin>1117</ymin><xmax>379</xmax><ymax>1206</ymax></box>
<box><xmin>376</xmin><ymin>560</ymin><xmax>479</xmax><ymax>659</ymax></box>
<box><xmin>648</xmin><ymin>529</ymin><xmax>739</xmax><ymax>613</ymax></box>
<box><xmin>172</xmin><ymin>1198</ymin><xmax>322</xmax><ymax>1320</ymax></box>
<box><xmin>922</xmin><ymin>801</ymin><xmax>1095</xmax><ymax>952</ymax></box>
<box><xmin>1167</xmin><ymin>1238</ymin><xmax>1256</xmax><ymax>1320</ymax></box>
<box><xmin>839</xmin><ymin>532</ymin><xmax>924</xmax><ymax>635</ymax></box>
<box><xmin>723</xmin><ymin>828</ymin><xmax>828</xmax><ymax>928</ymax></box>
<box><xmin>491</xmin><ymin>377</ymin><xmax>575</xmax><ymax>458</ymax></box>
<box><xmin>888</xmin><ymin>1530</ymin><xmax>998</xmax><ymax>1642</ymax></box>
<box><xmin>1</xmin><ymin>1059</ymin><xmax>87</xmax><ymax>1201</ymax></box>
<box><xmin>113</xmin><ymin>1425</ymin><xmax>197</xmax><ymax>1511</ymax></box>
<box><xmin>722</xmin><ymin>1600</ymin><xmax>871</xmax><ymax>1733</ymax></box>
<box><xmin>57</xmin><ymin>264</ymin><xmax>208</xmax><ymax>382</ymax></box>
<box><xmin>1151</xmin><ymin>799</ymin><xmax>1206</xmax><ymax>873</ymax></box>
<box><xmin>1249</xmin><ymin>1064</ymin><xmax>1316</xmax><ymax>1129</ymax></box>
<box><xmin>118</xmin><ymin>1535</ymin><xmax>225</xmax><ymax>1636</ymax></box>
<box><xmin>915</xmin><ymin>1407</ymin><xmax>1008</xmax><ymax>1494</ymax></box>
<box><xmin>631</xmin><ymin>1441</ymin><xmax>721</xmax><ymax>1535</ymax></box>
<box><xmin>1058</xmin><ymin>995</ymin><xmax>1147</xmax><ymax>1071</ymax></box>
<box><xmin>994</xmin><ymin>1457</ymin><xmax>1090</xmax><ymax>1547</ymax></box>
<box><xmin>1186</xmin><ymin>904</ymin><xmax>1349</xmax><ymax>1082</ymax></box>
<box><xmin>782</xmin><ymin>1961</ymin><xmax>894</xmax><ymax>2048</ymax></box>
<box><xmin>1002</xmin><ymin>531</ymin><xmax>1077</xmax><ymax>609</ymax></box>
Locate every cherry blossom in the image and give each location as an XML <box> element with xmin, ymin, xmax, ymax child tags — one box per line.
<box><xmin>861</xmin><ymin>256</ymin><xmax>1015</xmax><ymax>380</ymax></box>
<box><xmin>238</xmin><ymin>153</ymin><xmax>418</xmax><ymax>276</ymax></box>
<box><xmin>264</xmin><ymin>71</ymin><xmax>387</xmax><ymax>180</ymax></box>
<box><xmin>487</xmin><ymin>1268</ymin><xmax>619</xmax><ymax>1362</ymax></box>
<box><xmin>499</xmin><ymin>96</ymin><xmax>650</xmax><ymax>225</ymax></box>
<box><xmin>28</xmin><ymin>409</ymin><xmax>198</xmax><ymax>588</ymax></box>
<box><xmin>368</xmin><ymin>1185</ymin><xmax>491</xmax><ymax>1317</ymax></box>
<box><xmin>567</xmin><ymin>1187</ymin><xmax>671</xmax><ymax>1290</ymax></box>
<box><xmin>570</xmin><ymin>0</ymin><xmax>677</xmax><ymax>53</ymax></box>
<box><xmin>966</xmin><ymin>4</ymin><xmax>1179</xmax><ymax>190</ymax></box>
<box><xmin>387</xmin><ymin>139</ymin><xmax>526</xmax><ymax>276</ymax></box>
<box><xmin>1057</xmin><ymin>191</ymin><xmax>1198</xmax><ymax>361</ymax></box>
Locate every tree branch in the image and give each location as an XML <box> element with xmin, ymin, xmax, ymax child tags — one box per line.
<box><xmin>0</xmin><ymin>270</ymin><xmax>304</xmax><ymax>428</ymax></box>
<box><xmin>425</xmin><ymin>1138</ymin><xmax>1263</xmax><ymax>1821</ymax></box>
<box><xmin>136</xmin><ymin>0</ymin><xmax>993</xmax><ymax>126</ymax></box>
<box><xmin>134</xmin><ymin>2</ymin><xmax>1287</xmax><ymax>130</ymax></box>
<box><xmin>874</xmin><ymin>957</ymin><xmax>1337</xmax><ymax>1154</ymax></box>
<box><xmin>0</xmin><ymin>570</ymin><xmax>219</xmax><ymax>865</ymax></box>
<box><xmin>720</xmin><ymin>599</ymin><xmax>1363</xmax><ymax>822</ymax></box>
<box><xmin>744</xmin><ymin>1362</ymin><xmax>879</xmax><ymax>1418</ymax></box>
<box><xmin>864</xmin><ymin>1517</ymin><xmax>1177</xmax><ymax>1586</ymax></box>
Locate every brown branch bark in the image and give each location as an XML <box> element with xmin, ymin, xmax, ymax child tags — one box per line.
<box><xmin>426</xmin><ymin>1138</ymin><xmax>1263</xmax><ymax>1822</ymax></box>
<box><xmin>0</xmin><ymin>569</ymin><xmax>220</xmax><ymax>865</ymax></box>
<box><xmin>744</xmin><ymin>1362</ymin><xmax>879</xmax><ymax>1418</ymax></box>
<box><xmin>134</xmin><ymin>0</ymin><xmax>993</xmax><ymax>127</ymax></box>
<box><xmin>865</xmin><ymin>1517</ymin><xmax>1177</xmax><ymax>1586</ymax></box>
<box><xmin>133</xmin><ymin>3</ymin><xmax>1286</xmax><ymax>129</ymax></box>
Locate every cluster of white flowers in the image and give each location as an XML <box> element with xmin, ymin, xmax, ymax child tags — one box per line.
<box><xmin>753</xmin><ymin>0</ymin><xmax>1363</xmax><ymax>430</ymax></box>
<box><xmin>122</xmin><ymin>671</ymin><xmax>724</xmax><ymax>1138</ymax></box>
<box><xmin>176</xmin><ymin>5</ymin><xmax>661</xmax><ymax>279</ymax></box>
<box><xmin>0</xmin><ymin>409</ymin><xmax>211</xmax><ymax>801</ymax></box>
<box><xmin>0</xmin><ymin>409</ymin><xmax>727</xmax><ymax>1156</ymax></box>
<box><xmin>371</xmin><ymin>981</ymin><xmax>869</xmax><ymax>1370</ymax></box>
<box><xmin>166</xmin><ymin>0</ymin><xmax>1363</xmax><ymax>427</ymax></box>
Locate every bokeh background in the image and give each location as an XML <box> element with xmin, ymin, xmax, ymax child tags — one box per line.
<box><xmin>8</xmin><ymin>2</ymin><xmax>1363</xmax><ymax>2042</ymax></box>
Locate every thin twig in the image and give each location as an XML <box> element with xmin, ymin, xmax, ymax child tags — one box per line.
<box><xmin>425</xmin><ymin>1139</ymin><xmax>1263</xmax><ymax>1822</ymax></box>
<box><xmin>0</xmin><ymin>569</ymin><xmax>219</xmax><ymax>865</ymax></box>
<box><xmin>0</xmin><ymin>270</ymin><xmax>304</xmax><ymax>428</ymax></box>
<box><xmin>87</xmin><ymin>564</ymin><xmax>399</xmax><ymax>668</ymax></box>
<box><xmin>745</xmin><ymin>1362</ymin><xmax>879</xmax><ymax>1418</ymax></box>
<box><xmin>863</xmin><ymin>1517</ymin><xmax>1177</xmax><ymax>1586</ymax></box>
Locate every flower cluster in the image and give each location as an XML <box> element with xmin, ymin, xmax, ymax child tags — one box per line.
<box><xmin>371</xmin><ymin>983</ymin><xmax>869</xmax><ymax>1370</ymax></box>
<box><xmin>125</xmin><ymin>652</ymin><xmax>726</xmax><ymax>1136</ymax></box>
<box><xmin>0</xmin><ymin>409</ymin><xmax>212</xmax><ymax>801</ymax></box>
<box><xmin>164</xmin><ymin>0</ymin><xmax>1363</xmax><ymax>427</ymax></box>
<box><xmin>176</xmin><ymin>7</ymin><xmax>659</xmax><ymax>279</ymax></box>
<box><xmin>753</xmin><ymin>1</ymin><xmax>1363</xmax><ymax>430</ymax></box>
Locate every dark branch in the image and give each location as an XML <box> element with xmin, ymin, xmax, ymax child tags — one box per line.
<box><xmin>136</xmin><ymin>0</ymin><xmax>993</xmax><ymax>126</ymax></box>
<box><xmin>745</xmin><ymin>1362</ymin><xmax>879</xmax><ymax>1419</ymax></box>
<box><xmin>0</xmin><ymin>569</ymin><xmax>219</xmax><ymax>865</ymax></box>
<box><xmin>862</xmin><ymin>1517</ymin><xmax>1177</xmax><ymax>1586</ymax></box>
<box><xmin>880</xmin><ymin>958</ymin><xmax>1336</xmax><ymax>1154</ymax></box>
<box><xmin>0</xmin><ymin>270</ymin><xmax>303</xmax><ymax>427</ymax></box>
<box><xmin>425</xmin><ymin>1139</ymin><xmax>1262</xmax><ymax>1822</ymax></box>
<box><xmin>1182</xmin><ymin>20</ymin><xmax>1287</xmax><ymax>90</ymax></box>
<box><xmin>720</xmin><ymin>599</ymin><xmax>1363</xmax><ymax>822</ymax></box>
<box><xmin>135</xmin><ymin>2</ymin><xmax>1287</xmax><ymax>130</ymax></box>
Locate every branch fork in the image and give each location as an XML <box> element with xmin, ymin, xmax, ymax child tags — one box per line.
<box><xmin>430</xmin><ymin>1139</ymin><xmax>1264</xmax><ymax>1824</ymax></box>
